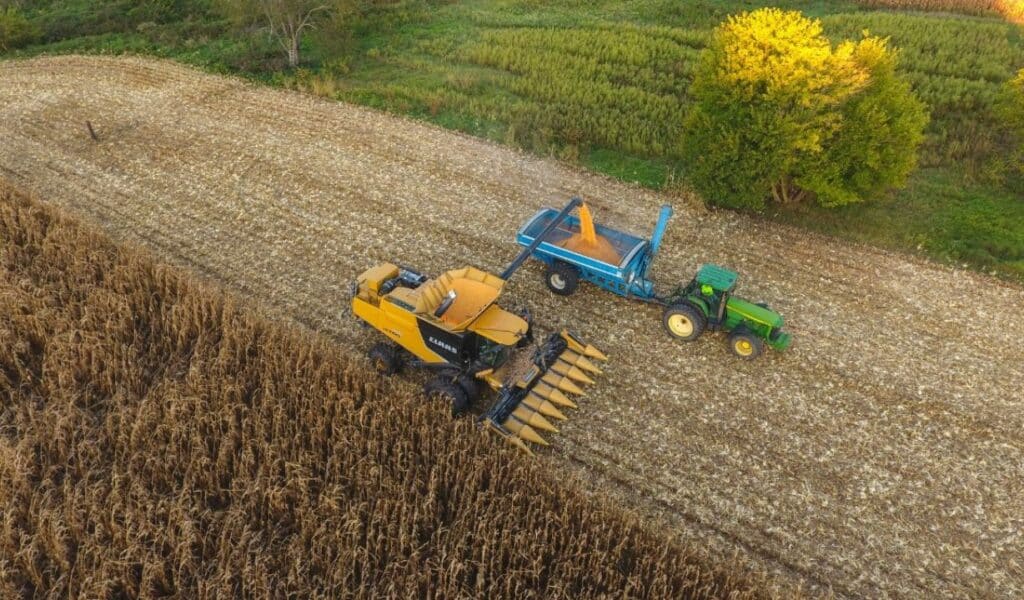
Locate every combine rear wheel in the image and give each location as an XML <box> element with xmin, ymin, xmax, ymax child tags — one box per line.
<box><xmin>424</xmin><ymin>377</ymin><xmax>471</xmax><ymax>417</ymax></box>
<box><xmin>662</xmin><ymin>303</ymin><xmax>706</xmax><ymax>341</ymax></box>
<box><xmin>368</xmin><ymin>343</ymin><xmax>401</xmax><ymax>375</ymax></box>
<box><xmin>728</xmin><ymin>330</ymin><xmax>763</xmax><ymax>360</ymax></box>
<box><xmin>545</xmin><ymin>262</ymin><xmax>579</xmax><ymax>296</ymax></box>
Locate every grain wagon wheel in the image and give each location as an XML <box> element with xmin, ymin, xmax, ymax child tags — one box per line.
<box><xmin>662</xmin><ymin>303</ymin><xmax>706</xmax><ymax>341</ymax></box>
<box><xmin>545</xmin><ymin>262</ymin><xmax>579</xmax><ymax>296</ymax></box>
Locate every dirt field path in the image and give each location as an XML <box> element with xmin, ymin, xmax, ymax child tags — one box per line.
<box><xmin>2</xmin><ymin>56</ymin><xmax>1022</xmax><ymax>598</ymax></box>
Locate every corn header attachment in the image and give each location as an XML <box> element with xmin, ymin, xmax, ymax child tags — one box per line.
<box><xmin>481</xmin><ymin>330</ymin><xmax>607</xmax><ymax>454</ymax></box>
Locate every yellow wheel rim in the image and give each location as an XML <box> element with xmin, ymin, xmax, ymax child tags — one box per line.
<box><xmin>668</xmin><ymin>314</ymin><xmax>693</xmax><ymax>337</ymax></box>
<box><xmin>734</xmin><ymin>339</ymin><xmax>754</xmax><ymax>356</ymax></box>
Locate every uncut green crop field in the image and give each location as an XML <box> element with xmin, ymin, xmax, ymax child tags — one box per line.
<box><xmin>330</xmin><ymin>3</ymin><xmax>1023</xmax><ymax>169</ymax></box>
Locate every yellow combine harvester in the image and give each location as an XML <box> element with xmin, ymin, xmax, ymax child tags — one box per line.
<box><xmin>350</xmin><ymin>198</ymin><xmax>607</xmax><ymax>452</ymax></box>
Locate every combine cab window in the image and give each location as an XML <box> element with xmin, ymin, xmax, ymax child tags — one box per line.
<box><xmin>477</xmin><ymin>337</ymin><xmax>510</xmax><ymax>368</ymax></box>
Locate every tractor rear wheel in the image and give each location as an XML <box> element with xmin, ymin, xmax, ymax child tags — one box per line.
<box><xmin>368</xmin><ymin>342</ymin><xmax>401</xmax><ymax>375</ymax></box>
<box><xmin>424</xmin><ymin>377</ymin><xmax>471</xmax><ymax>417</ymax></box>
<box><xmin>545</xmin><ymin>262</ymin><xmax>579</xmax><ymax>296</ymax></box>
<box><xmin>728</xmin><ymin>330</ymin><xmax>763</xmax><ymax>360</ymax></box>
<box><xmin>662</xmin><ymin>303</ymin><xmax>706</xmax><ymax>341</ymax></box>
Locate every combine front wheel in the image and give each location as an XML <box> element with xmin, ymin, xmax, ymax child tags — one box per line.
<box><xmin>368</xmin><ymin>343</ymin><xmax>401</xmax><ymax>375</ymax></box>
<box><xmin>728</xmin><ymin>330</ymin><xmax>763</xmax><ymax>360</ymax></box>
<box><xmin>545</xmin><ymin>262</ymin><xmax>579</xmax><ymax>296</ymax></box>
<box><xmin>424</xmin><ymin>377</ymin><xmax>471</xmax><ymax>417</ymax></box>
<box><xmin>456</xmin><ymin>375</ymin><xmax>481</xmax><ymax>405</ymax></box>
<box><xmin>662</xmin><ymin>303</ymin><xmax>706</xmax><ymax>341</ymax></box>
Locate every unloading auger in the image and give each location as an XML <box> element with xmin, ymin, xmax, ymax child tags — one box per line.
<box><xmin>349</xmin><ymin>197</ymin><xmax>608</xmax><ymax>452</ymax></box>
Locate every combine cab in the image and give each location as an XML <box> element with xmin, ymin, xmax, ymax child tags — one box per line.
<box><xmin>350</xmin><ymin>198</ymin><xmax>607</xmax><ymax>452</ymax></box>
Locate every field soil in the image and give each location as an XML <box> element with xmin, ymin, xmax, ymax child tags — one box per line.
<box><xmin>2</xmin><ymin>56</ymin><xmax>1022</xmax><ymax>598</ymax></box>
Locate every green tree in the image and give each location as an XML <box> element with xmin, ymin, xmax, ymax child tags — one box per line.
<box><xmin>800</xmin><ymin>38</ymin><xmax>928</xmax><ymax>207</ymax></box>
<box><xmin>0</xmin><ymin>6</ymin><xmax>40</xmax><ymax>51</ymax></box>
<box><xmin>217</xmin><ymin>0</ymin><xmax>351</xmax><ymax>67</ymax></box>
<box><xmin>681</xmin><ymin>8</ymin><xmax>927</xmax><ymax>210</ymax></box>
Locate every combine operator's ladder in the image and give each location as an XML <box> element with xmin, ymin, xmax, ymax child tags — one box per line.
<box><xmin>481</xmin><ymin>330</ymin><xmax>607</xmax><ymax>454</ymax></box>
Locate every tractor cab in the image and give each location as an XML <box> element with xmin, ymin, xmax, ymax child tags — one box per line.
<box><xmin>683</xmin><ymin>264</ymin><xmax>739</xmax><ymax>324</ymax></box>
<box><xmin>694</xmin><ymin>264</ymin><xmax>738</xmax><ymax>294</ymax></box>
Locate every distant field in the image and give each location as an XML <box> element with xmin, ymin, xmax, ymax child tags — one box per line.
<box><xmin>3</xmin><ymin>56</ymin><xmax>1023</xmax><ymax>598</ymax></box>
<box><xmin>326</xmin><ymin>2</ymin><xmax>1024</xmax><ymax>278</ymax></box>
<box><xmin>335</xmin><ymin>5</ymin><xmax>1021</xmax><ymax>170</ymax></box>
<box><xmin>856</xmin><ymin>0</ymin><xmax>1024</xmax><ymax>23</ymax></box>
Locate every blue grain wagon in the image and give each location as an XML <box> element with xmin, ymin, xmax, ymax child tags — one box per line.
<box><xmin>515</xmin><ymin>200</ymin><xmax>673</xmax><ymax>301</ymax></box>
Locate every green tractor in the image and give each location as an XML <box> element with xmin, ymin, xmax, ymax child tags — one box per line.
<box><xmin>662</xmin><ymin>264</ymin><xmax>791</xmax><ymax>360</ymax></box>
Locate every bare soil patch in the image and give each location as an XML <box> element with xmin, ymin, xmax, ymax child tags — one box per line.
<box><xmin>2</xmin><ymin>56</ymin><xmax>1022</xmax><ymax>598</ymax></box>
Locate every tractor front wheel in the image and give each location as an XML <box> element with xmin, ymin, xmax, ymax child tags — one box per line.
<box><xmin>424</xmin><ymin>377</ymin><xmax>471</xmax><ymax>417</ymax></box>
<box><xmin>545</xmin><ymin>262</ymin><xmax>579</xmax><ymax>296</ymax></box>
<box><xmin>368</xmin><ymin>342</ymin><xmax>401</xmax><ymax>375</ymax></box>
<box><xmin>728</xmin><ymin>330</ymin><xmax>763</xmax><ymax>360</ymax></box>
<box><xmin>662</xmin><ymin>303</ymin><xmax>706</xmax><ymax>341</ymax></box>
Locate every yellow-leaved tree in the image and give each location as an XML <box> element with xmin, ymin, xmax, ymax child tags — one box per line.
<box><xmin>681</xmin><ymin>8</ymin><xmax>928</xmax><ymax>209</ymax></box>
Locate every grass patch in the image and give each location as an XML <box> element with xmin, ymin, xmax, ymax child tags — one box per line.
<box><xmin>584</xmin><ymin>149</ymin><xmax>672</xmax><ymax>188</ymax></box>
<box><xmin>771</xmin><ymin>168</ymin><xmax>1024</xmax><ymax>278</ymax></box>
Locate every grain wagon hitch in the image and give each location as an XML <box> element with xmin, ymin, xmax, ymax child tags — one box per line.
<box><xmin>349</xmin><ymin>198</ymin><xmax>608</xmax><ymax>452</ymax></box>
<box><xmin>514</xmin><ymin>199</ymin><xmax>791</xmax><ymax>359</ymax></box>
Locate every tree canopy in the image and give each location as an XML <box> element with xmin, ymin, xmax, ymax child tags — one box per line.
<box><xmin>217</xmin><ymin>0</ymin><xmax>352</xmax><ymax>67</ymax></box>
<box><xmin>681</xmin><ymin>8</ymin><xmax>928</xmax><ymax>210</ymax></box>
<box><xmin>0</xmin><ymin>6</ymin><xmax>40</xmax><ymax>51</ymax></box>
